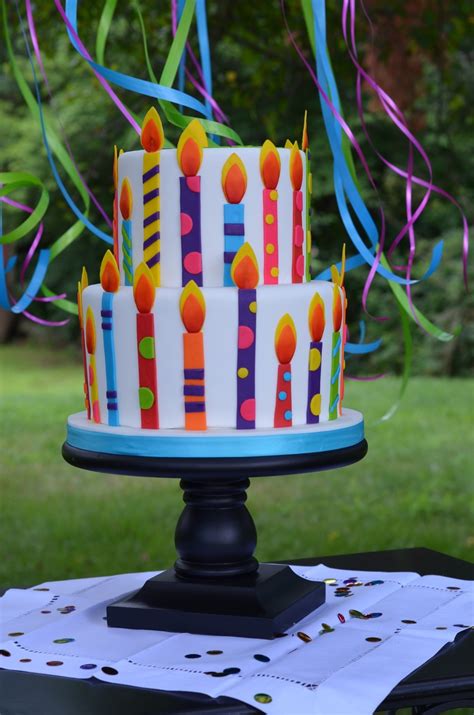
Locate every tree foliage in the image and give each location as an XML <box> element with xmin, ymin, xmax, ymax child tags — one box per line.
<box><xmin>1</xmin><ymin>0</ymin><xmax>472</xmax><ymax>374</ymax></box>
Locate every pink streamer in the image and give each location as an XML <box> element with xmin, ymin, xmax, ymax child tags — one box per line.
<box><xmin>21</xmin><ymin>309</ymin><xmax>69</xmax><ymax>326</ymax></box>
<box><xmin>343</xmin><ymin>0</ymin><xmax>469</xmax><ymax>289</ymax></box>
<box><xmin>53</xmin><ymin>0</ymin><xmax>141</xmax><ymax>135</ymax></box>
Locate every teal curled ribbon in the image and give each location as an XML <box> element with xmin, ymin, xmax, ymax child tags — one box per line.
<box><xmin>0</xmin><ymin>173</ymin><xmax>50</xmax><ymax>315</ymax></box>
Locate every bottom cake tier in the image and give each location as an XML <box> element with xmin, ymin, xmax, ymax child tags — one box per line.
<box><xmin>66</xmin><ymin>409</ymin><xmax>364</xmax><ymax>459</ymax></box>
<box><xmin>80</xmin><ymin>280</ymin><xmax>345</xmax><ymax>431</ymax></box>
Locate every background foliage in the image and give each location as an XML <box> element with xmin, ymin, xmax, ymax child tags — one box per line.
<box><xmin>1</xmin><ymin>0</ymin><xmax>473</xmax><ymax>376</ymax></box>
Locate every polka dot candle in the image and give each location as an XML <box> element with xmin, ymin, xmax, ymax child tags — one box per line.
<box><xmin>260</xmin><ymin>140</ymin><xmax>281</xmax><ymax>284</ymax></box>
<box><xmin>222</xmin><ymin>154</ymin><xmax>247</xmax><ymax>286</ymax></box>
<box><xmin>289</xmin><ymin>142</ymin><xmax>305</xmax><ymax>283</ymax></box>
<box><xmin>133</xmin><ymin>262</ymin><xmax>159</xmax><ymax>429</ymax></box>
<box><xmin>177</xmin><ymin>120</ymin><xmax>208</xmax><ymax>287</ymax></box>
<box><xmin>231</xmin><ymin>243</ymin><xmax>259</xmax><ymax>429</ymax></box>
<box><xmin>273</xmin><ymin>314</ymin><xmax>297</xmax><ymax>428</ymax></box>
<box><xmin>306</xmin><ymin>292</ymin><xmax>325</xmax><ymax>424</ymax></box>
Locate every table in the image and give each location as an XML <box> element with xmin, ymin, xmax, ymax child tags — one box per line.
<box><xmin>1</xmin><ymin>548</ymin><xmax>473</xmax><ymax>714</ymax></box>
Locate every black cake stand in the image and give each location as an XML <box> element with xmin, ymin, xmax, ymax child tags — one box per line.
<box><xmin>62</xmin><ymin>437</ymin><xmax>367</xmax><ymax>639</ymax></box>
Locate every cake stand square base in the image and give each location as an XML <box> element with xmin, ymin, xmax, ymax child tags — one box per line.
<box><xmin>107</xmin><ymin>564</ymin><xmax>325</xmax><ymax>639</ymax></box>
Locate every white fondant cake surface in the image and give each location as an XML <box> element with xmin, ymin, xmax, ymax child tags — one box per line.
<box><xmin>82</xmin><ymin>281</ymin><xmax>343</xmax><ymax>431</ymax></box>
<box><xmin>118</xmin><ymin>147</ymin><xmax>307</xmax><ymax>288</ymax></box>
<box><xmin>66</xmin><ymin>409</ymin><xmax>364</xmax><ymax>458</ymax></box>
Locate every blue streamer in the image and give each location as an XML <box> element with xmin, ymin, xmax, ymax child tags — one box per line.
<box><xmin>64</xmin><ymin>0</ymin><xmax>210</xmax><ymax>117</ymax></box>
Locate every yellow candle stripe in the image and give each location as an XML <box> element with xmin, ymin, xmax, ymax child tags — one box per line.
<box><xmin>142</xmin><ymin>152</ymin><xmax>161</xmax><ymax>287</ymax></box>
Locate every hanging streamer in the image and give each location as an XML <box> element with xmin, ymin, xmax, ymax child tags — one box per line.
<box><xmin>61</xmin><ymin>0</ymin><xmax>242</xmax><ymax>144</ymax></box>
<box><xmin>341</xmin><ymin>0</ymin><xmax>469</xmax><ymax>291</ymax></box>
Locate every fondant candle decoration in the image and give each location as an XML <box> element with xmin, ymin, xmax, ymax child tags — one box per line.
<box><xmin>231</xmin><ymin>243</ymin><xmax>259</xmax><ymax>429</ymax></box>
<box><xmin>119</xmin><ymin>178</ymin><xmax>133</xmax><ymax>286</ymax></box>
<box><xmin>77</xmin><ymin>267</ymin><xmax>91</xmax><ymax>419</ymax></box>
<box><xmin>331</xmin><ymin>245</ymin><xmax>346</xmax><ymax>416</ymax></box>
<box><xmin>329</xmin><ymin>285</ymin><xmax>343</xmax><ymax>420</ymax></box>
<box><xmin>133</xmin><ymin>262</ymin><xmax>159</xmax><ymax>429</ymax></box>
<box><xmin>112</xmin><ymin>145</ymin><xmax>119</xmax><ymax>263</ymax></box>
<box><xmin>179</xmin><ymin>281</ymin><xmax>207</xmax><ymax>430</ymax></box>
<box><xmin>85</xmin><ymin>306</ymin><xmax>101</xmax><ymax>424</ymax></box>
<box><xmin>290</xmin><ymin>142</ymin><xmax>305</xmax><ymax>283</ymax></box>
<box><xmin>222</xmin><ymin>153</ymin><xmax>247</xmax><ymax>286</ymax></box>
<box><xmin>302</xmin><ymin>112</ymin><xmax>312</xmax><ymax>282</ymax></box>
<box><xmin>141</xmin><ymin>107</ymin><xmax>165</xmax><ymax>286</ymax></box>
<box><xmin>260</xmin><ymin>140</ymin><xmax>280</xmax><ymax>284</ymax></box>
<box><xmin>306</xmin><ymin>292</ymin><xmax>325</xmax><ymax>424</ymax></box>
<box><xmin>100</xmin><ymin>250</ymin><xmax>120</xmax><ymax>426</ymax></box>
<box><xmin>274</xmin><ymin>314</ymin><xmax>297</xmax><ymax>428</ymax></box>
<box><xmin>177</xmin><ymin>120</ymin><xmax>208</xmax><ymax>287</ymax></box>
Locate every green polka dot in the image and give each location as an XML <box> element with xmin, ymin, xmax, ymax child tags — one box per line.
<box><xmin>139</xmin><ymin>387</ymin><xmax>155</xmax><ymax>410</ymax></box>
<box><xmin>139</xmin><ymin>336</ymin><xmax>155</xmax><ymax>359</ymax></box>
<box><xmin>254</xmin><ymin>693</ymin><xmax>272</xmax><ymax>704</ymax></box>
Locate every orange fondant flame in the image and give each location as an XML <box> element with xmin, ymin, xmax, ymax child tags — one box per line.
<box><xmin>141</xmin><ymin>107</ymin><xmax>165</xmax><ymax>152</ymax></box>
<box><xmin>177</xmin><ymin>119</ymin><xmax>208</xmax><ymax>176</ymax></box>
<box><xmin>180</xmin><ymin>280</ymin><xmax>206</xmax><ymax>333</ymax></box>
<box><xmin>260</xmin><ymin>140</ymin><xmax>281</xmax><ymax>189</ymax></box>
<box><xmin>119</xmin><ymin>178</ymin><xmax>133</xmax><ymax>220</ymax></box>
<box><xmin>301</xmin><ymin>110</ymin><xmax>309</xmax><ymax>152</ymax></box>
<box><xmin>222</xmin><ymin>154</ymin><xmax>247</xmax><ymax>203</ymax></box>
<box><xmin>231</xmin><ymin>242</ymin><xmax>259</xmax><ymax>289</ymax></box>
<box><xmin>289</xmin><ymin>142</ymin><xmax>303</xmax><ymax>190</ymax></box>
<box><xmin>133</xmin><ymin>262</ymin><xmax>155</xmax><ymax>313</ymax></box>
<box><xmin>100</xmin><ymin>250</ymin><xmax>120</xmax><ymax>293</ymax></box>
<box><xmin>275</xmin><ymin>314</ymin><xmax>297</xmax><ymax>365</ymax></box>
<box><xmin>308</xmin><ymin>292</ymin><xmax>325</xmax><ymax>342</ymax></box>
<box><xmin>85</xmin><ymin>307</ymin><xmax>96</xmax><ymax>355</ymax></box>
<box><xmin>333</xmin><ymin>285</ymin><xmax>343</xmax><ymax>332</ymax></box>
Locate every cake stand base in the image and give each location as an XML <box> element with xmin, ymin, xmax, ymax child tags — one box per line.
<box><xmin>107</xmin><ymin>563</ymin><xmax>325</xmax><ymax>639</ymax></box>
<box><xmin>63</xmin><ymin>410</ymin><xmax>367</xmax><ymax>639</ymax></box>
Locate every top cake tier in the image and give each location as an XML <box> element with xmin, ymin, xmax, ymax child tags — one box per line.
<box><xmin>116</xmin><ymin>117</ymin><xmax>311</xmax><ymax>288</ymax></box>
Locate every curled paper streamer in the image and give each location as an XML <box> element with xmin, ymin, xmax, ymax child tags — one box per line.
<box><xmin>61</xmin><ymin>0</ymin><xmax>242</xmax><ymax>144</ymax></box>
<box><xmin>342</xmin><ymin>0</ymin><xmax>469</xmax><ymax>291</ymax></box>
<box><xmin>0</xmin><ymin>174</ymin><xmax>68</xmax><ymax>325</ymax></box>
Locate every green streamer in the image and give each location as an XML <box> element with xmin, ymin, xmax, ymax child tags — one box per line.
<box><xmin>95</xmin><ymin>0</ymin><xmax>117</xmax><ymax>65</ymax></box>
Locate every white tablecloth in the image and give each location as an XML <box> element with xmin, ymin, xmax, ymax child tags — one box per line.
<box><xmin>1</xmin><ymin>565</ymin><xmax>472</xmax><ymax>714</ymax></box>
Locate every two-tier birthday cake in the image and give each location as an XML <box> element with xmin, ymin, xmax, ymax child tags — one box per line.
<box><xmin>66</xmin><ymin>108</ymin><xmax>364</xmax><ymax>459</ymax></box>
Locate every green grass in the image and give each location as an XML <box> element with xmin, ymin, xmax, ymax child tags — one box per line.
<box><xmin>1</xmin><ymin>344</ymin><xmax>473</xmax><ymax>587</ymax></box>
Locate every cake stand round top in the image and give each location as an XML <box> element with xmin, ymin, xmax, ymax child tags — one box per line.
<box><xmin>63</xmin><ymin>408</ymin><xmax>367</xmax><ymax>479</ymax></box>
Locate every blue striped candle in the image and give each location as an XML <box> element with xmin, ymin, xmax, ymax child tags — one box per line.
<box><xmin>224</xmin><ymin>204</ymin><xmax>245</xmax><ymax>285</ymax></box>
<box><xmin>101</xmin><ymin>292</ymin><xmax>119</xmax><ymax>426</ymax></box>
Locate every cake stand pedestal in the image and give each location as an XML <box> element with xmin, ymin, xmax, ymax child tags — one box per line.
<box><xmin>62</xmin><ymin>423</ymin><xmax>367</xmax><ymax>640</ymax></box>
